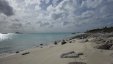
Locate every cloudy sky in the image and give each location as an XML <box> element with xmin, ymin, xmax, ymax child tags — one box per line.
<box><xmin>0</xmin><ymin>0</ymin><xmax>113</xmax><ymax>33</ymax></box>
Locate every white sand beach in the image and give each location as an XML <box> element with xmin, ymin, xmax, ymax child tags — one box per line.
<box><xmin>0</xmin><ymin>36</ymin><xmax>113</xmax><ymax>64</ymax></box>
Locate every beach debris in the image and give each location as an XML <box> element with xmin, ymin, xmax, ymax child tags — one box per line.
<box><xmin>40</xmin><ymin>44</ymin><xmax>43</xmax><ymax>48</ymax></box>
<box><xmin>61</xmin><ymin>51</ymin><xmax>78</xmax><ymax>58</ymax></box>
<box><xmin>69</xmin><ymin>41</ymin><xmax>72</xmax><ymax>43</ymax></box>
<box><xmin>40</xmin><ymin>44</ymin><xmax>43</xmax><ymax>46</ymax></box>
<box><xmin>16</xmin><ymin>51</ymin><xmax>19</xmax><ymax>53</ymax></box>
<box><xmin>78</xmin><ymin>53</ymin><xmax>84</xmax><ymax>56</ymax></box>
<box><xmin>61</xmin><ymin>40</ymin><xmax>67</xmax><ymax>45</ymax></box>
<box><xmin>68</xmin><ymin>62</ymin><xmax>86</xmax><ymax>64</ymax></box>
<box><xmin>60</xmin><ymin>51</ymin><xmax>83</xmax><ymax>58</ymax></box>
<box><xmin>22</xmin><ymin>52</ymin><xmax>30</xmax><ymax>55</ymax></box>
<box><xmin>54</xmin><ymin>41</ymin><xmax>58</xmax><ymax>45</ymax></box>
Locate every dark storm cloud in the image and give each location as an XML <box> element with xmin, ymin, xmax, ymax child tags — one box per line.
<box><xmin>0</xmin><ymin>0</ymin><xmax>14</xmax><ymax>16</ymax></box>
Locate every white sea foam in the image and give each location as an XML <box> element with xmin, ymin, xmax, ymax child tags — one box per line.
<box><xmin>0</xmin><ymin>33</ymin><xmax>15</xmax><ymax>41</ymax></box>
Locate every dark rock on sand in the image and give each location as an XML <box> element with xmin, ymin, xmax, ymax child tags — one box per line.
<box><xmin>40</xmin><ymin>44</ymin><xmax>43</xmax><ymax>48</ymax></box>
<box><xmin>61</xmin><ymin>51</ymin><xmax>78</xmax><ymax>58</ymax></box>
<box><xmin>60</xmin><ymin>51</ymin><xmax>83</xmax><ymax>58</ymax></box>
<box><xmin>40</xmin><ymin>44</ymin><xmax>43</xmax><ymax>46</ymax></box>
<box><xmin>61</xmin><ymin>40</ymin><xmax>67</xmax><ymax>45</ymax></box>
<box><xmin>78</xmin><ymin>53</ymin><xmax>84</xmax><ymax>56</ymax></box>
<box><xmin>85</xmin><ymin>39</ymin><xmax>88</xmax><ymax>42</ymax></box>
<box><xmin>54</xmin><ymin>41</ymin><xmax>58</xmax><ymax>45</ymax></box>
<box><xmin>68</xmin><ymin>62</ymin><xmax>86</xmax><ymax>64</ymax></box>
<box><xmin>69</xmin><ymin>41</ymin><xmax>72</xmax><ymax>43</ymax></box>
<box><xmin>22</xmin><ymin>52</ymin><xmax>30</xmax><ymax>55</ymax></box>
<box><xmin>16</xmin><ymin>51</ymin><xmax>19</xmax><ymax>53</ymax></box>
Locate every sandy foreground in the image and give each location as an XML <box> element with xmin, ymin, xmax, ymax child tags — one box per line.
<box><xmin>0</xmin><ymin>39</ymin><xmax>113</xmax><ymax>64</ymax></box>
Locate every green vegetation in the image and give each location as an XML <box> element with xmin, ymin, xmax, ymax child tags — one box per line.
<box><xmin>86</xmin><ymin>26</ymin><xmax>113</xmax><ymax>33</ymax></box>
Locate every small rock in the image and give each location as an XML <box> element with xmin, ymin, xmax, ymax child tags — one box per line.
<box><xmin>69</xmin><ymin>41</ymin><xmax>72</xmax><ymax>43</ymax></box>
<box><xmin>16</xmin><ymin>51</ymin><xmax>19</xmax><ymax>53</ymax></box>
<box><xmin>78</xmin><ymin>53</ymin><xmax>84</xmax><ymax>55</ymax></box>
<box><xmin>68</xmin><ymin>62</ymin><xmax>86</xmax><ymax>64</ymax></box>
<box><xmin>54</xmin><ymin>41</ymin><xmax>57</xmax><ymax>45</ymax></box>
<box><xmin>61</xmin><ymin>40</ymin><xmax>67</xmax><ymax>45</ymax></box>
<box><xmin>60</xmin><ymin>51</ymin><xmax>83</xmax><ymax>58</ymax></box>
<box><xmin>61</xmin><ymin>51</ymin><xmax>77</xmax><ymax>58</ymax></box>
<box><xmin>40</xmin><ymin>44</ymin><xmax>43</xmax><ymax>46</ymax></box>
<box><xmin>22</xmin><ymin>52</ymin><xmax>30</xmax><ymax>55</ymax></box>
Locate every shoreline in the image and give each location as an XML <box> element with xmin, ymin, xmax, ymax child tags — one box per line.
<box><xmin>0</xmin><ymin>33</ymin><xmax>113</xmax><ymax>64</ymax></box>
<box><xmin>0</xmin><ymin>53</ymin><xmax>16</xmax><ymax>59</ymax></box>
<box><xmin>0</xmin><ymin>33</ymin><xmax>75</xmax><ymax>58</ymax></box>
<box><xmin>0</xmin><ymin>43</ymin><xmax>54</xmax><ymax>58</ymax></box>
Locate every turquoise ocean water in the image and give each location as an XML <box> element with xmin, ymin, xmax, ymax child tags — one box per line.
<box><xmin>0</xmin><ymin>33</ymin><xmax>74</xmax><ymax>54</ymax></box>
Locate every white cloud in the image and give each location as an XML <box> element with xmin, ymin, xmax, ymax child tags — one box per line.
<box><xmin>0</xmin><ymin>0</ymin><xmax>113</xmax><ymax>33</ymax></box>
<box><xmin>86</xmin><ymin>0</ymin><xmax>102</xmax><ymax>8</ymax></box>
